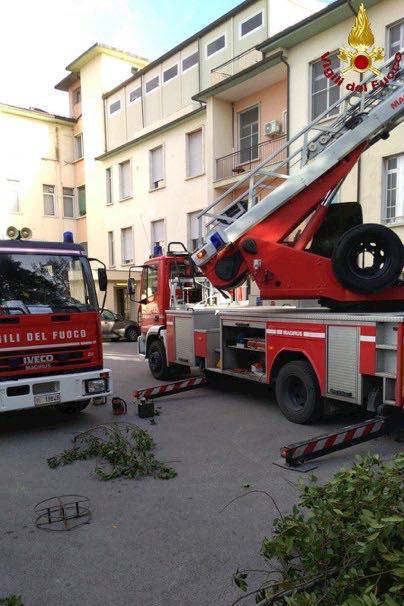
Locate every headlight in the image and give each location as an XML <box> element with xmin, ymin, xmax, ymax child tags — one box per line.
<box><xmin>85</xmin><ymin>379</ymin><xmax>107</xmax><ymax>394</ymax></box>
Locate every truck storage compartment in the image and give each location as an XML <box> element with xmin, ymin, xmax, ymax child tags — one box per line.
<box><xmin>169</xmin><ymin>309</ymin><xmax>219</xmax><ymax>366</ymax></box>
<box><xmin>220</xmin><ymin>321</ymin><xmax>266</xmax><ymax>382</ymax></box>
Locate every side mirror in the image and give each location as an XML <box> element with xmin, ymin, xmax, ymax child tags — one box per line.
<box><xmin>98</xmin><ymin>268</ymin><xmax>108</xmax><ymax>292</ymax></box>
<box><xmin>127</xmin><ymin>277</ymin><xmax>137</xmax><ymax>296</ymax></box>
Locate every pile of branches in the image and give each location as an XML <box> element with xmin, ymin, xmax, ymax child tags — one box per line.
<box><xmin>47</xmin><ymin>422</ymin><xmax>176</xmax><ymax>481</ymax></box>
<box><xmin>233</xmin><ymin>453</ymin><xmax>403</xmax><ymax>605</ymax></box>
<box><xmin>0</xmin><ymin>597</ymin><xmax>23</xmax><ymax>606</ymax></box>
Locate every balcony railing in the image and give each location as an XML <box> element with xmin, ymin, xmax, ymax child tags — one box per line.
<box><xmin>215</xmin><ymin>135</ymin><xmax>287</xmax><ymax>182</ymax></box>
<box><xmin>211</xmin><ymin>48</ymin><xmax>263</xmax><ymax>85</ymax></box>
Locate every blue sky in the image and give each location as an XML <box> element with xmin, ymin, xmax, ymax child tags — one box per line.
<box><xmin>1</xmin><ymin>0</ymin><xmax>330</xmax><ymax>114</ymax></box>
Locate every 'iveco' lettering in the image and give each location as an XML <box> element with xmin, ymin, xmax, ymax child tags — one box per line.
<box><xmin>23</xmin><ymin>354</ymin><xmax>54</xmax><ymax>365</ymax></box>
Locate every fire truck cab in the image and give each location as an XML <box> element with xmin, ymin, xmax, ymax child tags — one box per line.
<box><xmin>0</xmin><ymin>234</ymin><xmax>112</xmax><ymax>413</ymax></box>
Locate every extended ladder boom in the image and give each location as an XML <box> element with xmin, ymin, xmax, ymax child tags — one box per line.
<box><xmin>192</xmin><ymin>51</ymin><xmax>404</xmax><ymax>271</ymax></box>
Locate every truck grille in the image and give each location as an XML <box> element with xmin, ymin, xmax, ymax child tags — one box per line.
<box><xmin>0</xmin><ymin>344</ymin><xmax>94</xmax><ymax>375</ymax></box>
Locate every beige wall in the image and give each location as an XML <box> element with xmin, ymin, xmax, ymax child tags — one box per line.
<box><xmin>104</xmin><ymin>0</ymin><xmax>322</xmax><ymax>154</ymax></box>
<box><xmin>0</xmin><ymin>108</ymin><xmax>77</xmax><ymax>241</ymax></box>
<box><xmin>89</xmin><ymin>112</ymin><xmax>207</xmax><ymax>271</ymax></box>
<box><xmin>233</xmin><ymin>78</ymin><xmax>287</xmax><ymax>142</ymax></box>
<box><xmin>286</xmin><ymin>0</ymin><xmax>403</xmax><ymax>234</ymax></box>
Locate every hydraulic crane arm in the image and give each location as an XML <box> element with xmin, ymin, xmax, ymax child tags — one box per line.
<box><xmin>192</xmin><ymin>51</ymin><xmax>404</xmax><ymax>306</ymax></box>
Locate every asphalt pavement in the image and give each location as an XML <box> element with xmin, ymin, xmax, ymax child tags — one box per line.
<box><xmin>0</xmin><ymin>342</ymin><xmax>401</xmax><ymax>606</ymax></box>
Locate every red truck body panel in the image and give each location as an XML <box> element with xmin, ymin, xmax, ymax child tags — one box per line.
<box><xmin>0</xmin><ymin>311</ymin><xmax>103</xmax><ymax>379</ymax></box>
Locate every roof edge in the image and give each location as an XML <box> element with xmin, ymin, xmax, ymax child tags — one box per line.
<box><xmin>102</xmin><ymin>0</ymin><xmax>272</xmax><ymax>100</ymax></box>
<box><xmin>0</xmin><ymin>102</ymin><xmax>75</xmax><ymax>125</ymax></box>
<box><xmin>96</xmin><ymin>106</ymin><xmax>205</xmax><ymax>161</ymax></box>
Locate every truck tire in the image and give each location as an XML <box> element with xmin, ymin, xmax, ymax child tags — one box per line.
<box><xmin>275</xmin><ymin>361</ymin><xmax>323</xmax><ymax>424</ymax></box>
<box><xmin>148</xmin><ymin>340</ymin><xmax>171</xmax><ymax>380</ymax></box>
<box><xmin>332</xmin><ymin>223</ymin><xmax>404</xmax><ymax>294</ymax></box>
<box><xmin>125</xmin><ymin>326</ymin><xmax>140</xmax><ymax>342</ymax></box>
<box><xmin>58</xmin><ymin>400</ymin><xmax>91</xmax><ymax>414</ymax></box>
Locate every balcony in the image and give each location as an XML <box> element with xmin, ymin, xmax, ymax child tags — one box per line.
<box><xmin>215</xmin><ymin>135</ymin><xmax>287</xmax><ymax>182</ymax></box>
<box><xmin>211</xmin><ymin>48</ymin><xmax>263</xmax><ymax>85</ymax></box>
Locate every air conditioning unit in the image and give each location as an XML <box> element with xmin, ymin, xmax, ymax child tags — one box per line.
<box><xmin>265</xmin><ymin>120</ymin><xmax>282</xmax><ymax>137</ymax></box>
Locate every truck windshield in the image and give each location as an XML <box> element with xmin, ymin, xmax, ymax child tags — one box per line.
<box><xmin>0</xmin><ymin>253</ymin><xmax>97</xmax><ymax>314</ymax></box>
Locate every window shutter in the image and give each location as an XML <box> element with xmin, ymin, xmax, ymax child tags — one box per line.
<box><xmin>6</xmin><ymin>180</ymin><xmax>20</xmax><ymax>213</ymax></box>
<box><xmin>78</xmin><ymin>186</ymin><xmax>86</xmax><ymax>216</ymax></box>
<box><xmin>108</xmin><ymin>231</ymin><xmax>115</xmax><ymax>266</ymax></box>
<box><xmin>188</xmin><ymin>130</ymin><xmax>203</xmax><ymax>177</ymax></box>
<box><xmin>63</xmin><ymin>187</ymin><xmax>74</xmax><ymax>218</ymax></box>
<box><xmin>122</xmin><ymin>227</ymin><xmax>134</xmax><ymax>264</ymax></box>
<box><xmin>43</xmin><ymin>185</ymin><xmax>55</xmax><ymax>215</ymax></box>
<box><xmin>151</xmin><ymin>147</ymin><xmax>164</xmax><ymax>187</ymax></box>
<box><xmin>152</xmin><ymin>220</ymin><xmax>166</xmax><ymax>246</ymax></box>
<box><xmin>120</xmin><ymin>161</ymin><xmax>132</xmax><ymax>198</ymax></box>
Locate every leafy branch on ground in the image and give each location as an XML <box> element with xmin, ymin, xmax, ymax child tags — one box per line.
<box><xmin>47</xmin><ymin>422</ymin><xmax>176</xmax><ymax>481</ymax></box>
<box><xmin>0</xmin><ymin>597</ymin><xmax>23</xmax><ymax>606</ymax></box>
<box><xmin>232</xmin><ymin>453</ymin><xmax>404</xmax><ymax>605</ymax></box>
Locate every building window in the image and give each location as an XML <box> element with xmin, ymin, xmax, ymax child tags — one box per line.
<box><xmin>186</xmin><ymin>129</ymin><xmax>204</xmax><ymax>178</ymax></box>
<box><xmin>182</xmin><ymin>51</ymin><xmax>199</xmax><ymax>72</ymax></box>
<box><xmin>43</xmin><ymin>184</ymin><xmax>55</xmax><ymax>216</ymax></box>
<box><xmin>78</xmin><ymin>185</ymin><xmax>86</xmax><ymax>216</ymax></box>
<box><xmin>239</xmin><ymin>106</ymin><xmax>259</xmax><ymax>164</ymax></box>
<box><xmin>151</xmin><ymin>219</ymin><xmax>166</xmax><ymax>253</ymax></box>
<box><xmin>240</xmin><ymin>11</ymin><xmax>263</xmax><ymax>38</ymax></box>
<box><xmin>119</xmin><ymin>160</ymin><xmax>132</xmax><ymax>199</ymax></box>
<box><xmin>129</xmin><ymin>86</ymin><xmax>141</xmax><ymax>103</ymax></box>
<box><xmin>109</xmin><ymin>100</ymin><xmax>121</xmax><ymax>114</ymax></box>
<box><xmin>383</xmin><ymin>155</ymin><xmax>404</xmax><ymax>223</ymax></box>
<box><xmin>145</xmin><ymin>76</ymin><xmax>159</xmax><ymax>94</ymax></box>
<box><xmin>106</xmin><ymin>167</ymin><xmax>113</xmax><ymax>205</ymax></box>
<box><xmin>188</xmin><ymin>210</ymin><xmax>204</xmax><ymax>251</ymax></box>
<box><xmin>311</xmin><ymin>53</ymin><xmax>340</xmax><ymax>119</ymax></box>
<box><xmin>206</xmin><ymin>34</ymin><xmax>226</xmax><ymax>58</ymax></box>
<box><xmin>150</xmin><ymin>146</ymin><xmax>165</xmax><ymax>190</ymax></box>
<box><xmin>121</xmin><ymin>227</ymin><xmax>134</xmax><ymax>264</ymax></box>
<box><xmin>163</xmin><ymin>64</ymin><xmax>178</xmax><ymax>83</ymax></box>
<box><xmin>6</xmin><ymin>179</ymin><xmax>20</xmax><ymax>213</ymax></box>
<box><xmin>388</xmin><ymin>20</ymin><xmax>403</xmax><ymax>57</ymax></box>
<box><xmin>74</xmin><ymin>88</ymin><xmax>81</xmax><ymax>104</ymax></box>
<box><xmin>108</xmin><ymin>231</ymin><xmax>115</xmax><ymax>267</ymax></box>
<box><xmin>63</xmin><ymin>187</ymin><xmax>75</xmax><ymax>218</ymax></box>
<box><xmin>74</xmin><ymin>133</ymin><xmax>84</xmax><ymax>160</ymax></box>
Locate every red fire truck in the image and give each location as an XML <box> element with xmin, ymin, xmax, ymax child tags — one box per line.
<box><xmin>0</xmin><ymin>230</ymin><xmax>111</xmax><ymax>414</ymax></box>
<box><xmin>129</xmin><ymin>52</ymin><xmax>404</xmax><ymax>426</ymax></box>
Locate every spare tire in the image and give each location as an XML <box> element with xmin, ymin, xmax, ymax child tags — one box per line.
<box><xmin>332</xmin><ymin>223</ymin><xmax>403</xmax><ymax>294</ymax></box>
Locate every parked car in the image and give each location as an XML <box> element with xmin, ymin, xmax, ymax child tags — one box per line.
<box><xmin>100</xmin><ymin>309</ymin><xmax>140</xmax><ymax>342</ymax></box>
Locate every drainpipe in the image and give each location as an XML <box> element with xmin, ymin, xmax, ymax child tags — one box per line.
<box><xmin>347</xmin><ymin>1</ymin><xmax>358</xmax><ymax>17</ymax></box>
<box><xmin>280</xmin><ymin>53</ymin><xmax>290</xmax><ymax>165</ymax></box>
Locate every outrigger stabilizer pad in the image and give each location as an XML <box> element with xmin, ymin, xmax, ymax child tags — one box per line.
<box><xmin>273</xmin><ymin>415</ymin><xmax>395</xmax><ymax>472</ymax></box>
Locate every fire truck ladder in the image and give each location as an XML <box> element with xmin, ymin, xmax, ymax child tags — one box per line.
<box><xmin>192</xmin><ymin>51</ymin><xmax>404</xmax><ymax>265</ymax></box>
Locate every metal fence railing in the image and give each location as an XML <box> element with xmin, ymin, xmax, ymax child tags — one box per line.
<box><xmin>215</xmin><ymin>135</ymin><xmax>287</xmax><ymax>181</ymax></box>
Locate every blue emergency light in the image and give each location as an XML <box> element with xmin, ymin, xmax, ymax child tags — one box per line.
<box><xmin>210</xmin><ymin>232</ymin><xmax>225</xmax><ymax>250</ymax></box>
<box><xmin>63</xmin><ymin>231</ymin><xmax>74</xmax><ymax>243</ymax></box>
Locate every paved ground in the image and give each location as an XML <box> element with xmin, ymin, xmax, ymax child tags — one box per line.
<box><xmin>0</xmin><ymin>342</ymin><xmax>401</xmax><ymax>606</ymax></box>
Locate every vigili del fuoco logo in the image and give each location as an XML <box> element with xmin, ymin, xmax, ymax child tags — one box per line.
<box><xmin>321</xmin><ymin>2</ymin><xmax>401</xmax><ymax>94</ymax></box>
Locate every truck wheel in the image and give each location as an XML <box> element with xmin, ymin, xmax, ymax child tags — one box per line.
<box><xmin>148</xmin><ymin>340</ymin><xmax>171</xmax><ymax>380</ymax></box>
<box><xmin>58</xmin><ymin>400</ymin><xmax>91</xmax><ymax>414</ymax></box>
<box><xmin>275</xmin><ymin>361</ymin><xmax>323</xmax><ymax>424</ymax></box>
<box><xmin>332</xmin><ymin>224</ymin><xmax>403</xmax><ymax>293</ymax></box>
<box><xmin>125</xmin><ymin>326</ymin><xmax>140</xmax><ymax>342</ymax></box>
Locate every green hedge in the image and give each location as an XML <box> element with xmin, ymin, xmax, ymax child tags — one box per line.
<box><xmin>233</xmin><ymin>453</ymin><xmax>403</xmax><ymax>605</ymax></box>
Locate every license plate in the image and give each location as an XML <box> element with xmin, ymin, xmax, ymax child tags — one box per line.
<box><xmin>34</xmin><ymin>393</ymin><xmax>61</xmax><ymax>407</ymax></box>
